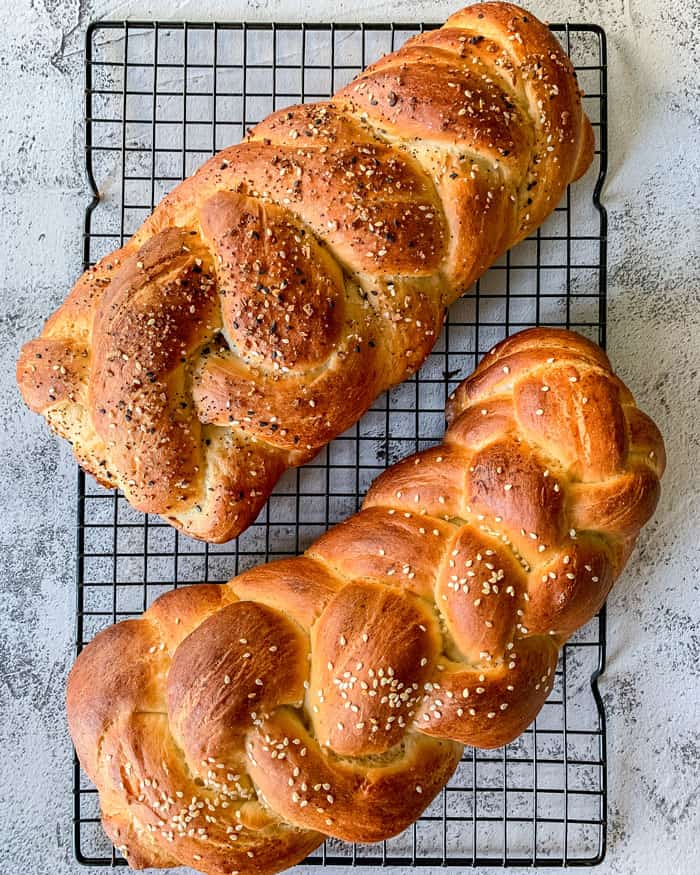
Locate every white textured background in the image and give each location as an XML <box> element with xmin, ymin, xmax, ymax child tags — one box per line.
<box><xmin>1</xmin><ymin>1</ymin><xmax>698</xmax><ymax>874</ymax></box>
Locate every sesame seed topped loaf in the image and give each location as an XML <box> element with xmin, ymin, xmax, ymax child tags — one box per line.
<box><xmin>18</xmin><ymin>3</ymin><xmax>594</xmax><ymax>542</ymax></box>
<box><xmin>67</xmin><ymin>328</ymin><xmax>665</xmax><ymax>875</ymax></box>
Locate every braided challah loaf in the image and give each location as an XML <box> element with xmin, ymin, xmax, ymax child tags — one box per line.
<box><xmin>68</xmin><ymin>329</ymin><xmax>664</xmax><ymax>875</ymax></box>
<box><xmin>18</xmin><ymin>2</ymin><xmax>594</xmax><ymax>542</ymax></box>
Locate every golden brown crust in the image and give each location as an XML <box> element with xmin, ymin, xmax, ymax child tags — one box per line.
<box><xmin>308</xmin><ymin>581</ymin><xmax>443</xmax><ymax>756</ymax></box>
<box><xmin>18</xmin><ymin>2</ymin><xmax>594</xmax><ymax>543</ymax></box>
<box><xmin>68</xmin><ymin>327</ymin><xmax>664</xmax><ymax>875</ymax></box>
<box><xmin>246</xmin><ymin>710</ymin><xmax>461</xmax><ymax>843</ymax></box>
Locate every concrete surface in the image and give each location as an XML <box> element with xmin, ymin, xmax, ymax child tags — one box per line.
<box><xmin>1</xmin><ymin>0</ymin><xmax>698</xmax><ymax>873</ymax></box>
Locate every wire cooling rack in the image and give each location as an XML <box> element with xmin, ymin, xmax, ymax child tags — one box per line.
<box><xmin>74</xmin><ymin>18</ymin><xmax>608</xmax><ymax>869</ymax></box>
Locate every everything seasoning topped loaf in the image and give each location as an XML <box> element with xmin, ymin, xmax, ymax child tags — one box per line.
<box><xmin>17</xmin><ymin>3</ymin><xmax>593</xmax><ymax>542</ymax></box>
